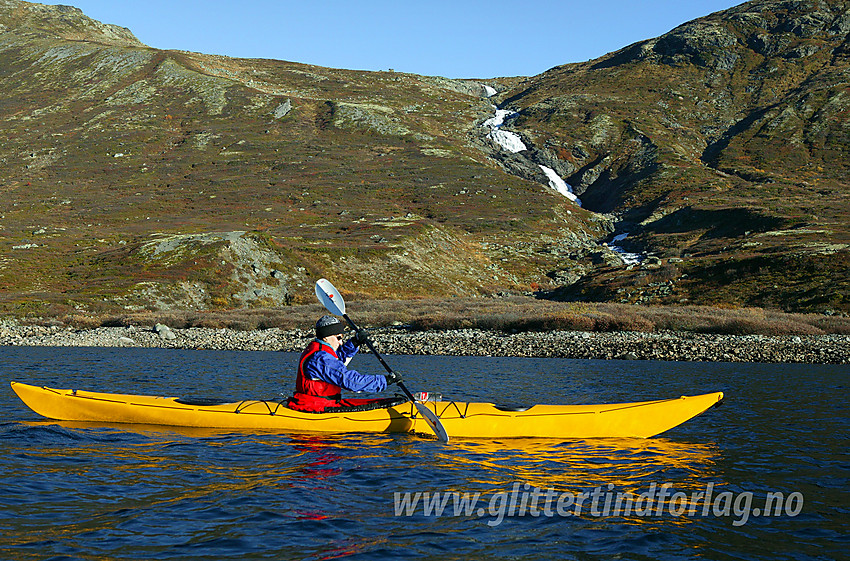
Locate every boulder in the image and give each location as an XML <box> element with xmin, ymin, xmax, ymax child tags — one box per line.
<box><xmin>273</xmin><ymin>99</ymin><xmax>291</xmax><ymax>119</ymax></box>
<box><xmin>154</xmin><ymin>323</ymin><xmax>177</xmax><ymax>340</ymax></box>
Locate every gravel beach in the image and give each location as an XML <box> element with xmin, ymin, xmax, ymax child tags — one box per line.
<box><xmin>1</xmin><ymin>322</ymin><xmax>847</xmax><ymax>364</ymax></box>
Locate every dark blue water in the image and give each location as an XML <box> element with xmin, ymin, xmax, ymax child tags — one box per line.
<box><xmin>1</xmin><ymin>346</ymin><xmax>847</xmax><ymax>560</ymax></box>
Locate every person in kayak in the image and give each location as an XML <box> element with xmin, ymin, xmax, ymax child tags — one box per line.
<box><xmin>288</xmin><ymin>315</ymin><xmax>402</xmax><ymax>413</ymax></box>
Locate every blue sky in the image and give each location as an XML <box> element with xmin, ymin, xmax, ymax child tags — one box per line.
<box><xmin>66</xmin><ymin>0</ymin><xmax>742</xmax><ymax>78</ymax></box>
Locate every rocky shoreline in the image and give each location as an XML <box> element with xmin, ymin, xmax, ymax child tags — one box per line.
<box><xmin>1</xmin><ymin>322</ymin><xmax>847</xmax><ymax>364</ymax></box>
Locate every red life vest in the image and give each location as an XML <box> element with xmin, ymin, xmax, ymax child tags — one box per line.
<box><xmin>289</xmin><ymin>340</ymin><xmax>343</xmax><ymax>412</ymax></box>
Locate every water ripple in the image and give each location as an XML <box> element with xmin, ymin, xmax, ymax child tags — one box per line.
<box><xmin>1</xmin><ymin>347</ymin><xmax>846</xmax><ymax>560</ymax></box>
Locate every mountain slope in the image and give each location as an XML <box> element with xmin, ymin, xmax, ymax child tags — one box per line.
<box><xmin>495</xmin><ymin>0</ymin><xmax>849</xmax><ymax>312</ymax></box>
<box><xmin>0</xmin><ymin>0</ymin><xmax>601</xmax><ymax>314</ymax></box>
<box><xmin>0</xmin><ymin>0</ymin><xmax>846</xmax><ymax>317</ymax></box>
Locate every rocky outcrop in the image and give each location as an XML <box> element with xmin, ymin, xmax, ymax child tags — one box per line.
<box><xmin>417</xmin><ymin>76</ymin><xmax>506</xmax><ymax>98</ymax></box>
<box><xmin>603</xmin><ymin>0</ymin><xmax>849</xmax><ymax>68</ymax></box>
<box><xmin>332</xmin><ymin>101</ymin><xmax>433</xmax><ymax>141</ymax></box>
<box><xmin>129</xmin><ymin>232</ymin><xmax>296</xmax><ymax>310</ymax></box>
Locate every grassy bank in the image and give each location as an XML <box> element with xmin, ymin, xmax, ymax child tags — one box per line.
<box><xmin>10</xmin><ymin>297</ymin><xmax>849</xmax><ymax>336</ymax></box>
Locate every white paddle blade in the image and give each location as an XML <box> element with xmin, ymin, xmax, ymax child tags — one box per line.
<box><xmin>414</xmin><ymin>402</ymin><xmax>449</xmax><ymax>443</ymax></box>
<box><xmin>315</xmin><ymin>278</ymin><xmax>346</xmax><ymax>315</ymax></box>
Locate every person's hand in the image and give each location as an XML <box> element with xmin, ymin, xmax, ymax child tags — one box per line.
<box><xmin>384</xmin><ymin>372</ymin><xmax>402</xmax><ymax>385</ymax></box>
<box><xmin>353</xmin><ymin>329</ymin><xmax>371</xmax><ymax>347</ymax></box>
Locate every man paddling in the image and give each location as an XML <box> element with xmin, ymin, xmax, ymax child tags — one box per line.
<box><xmin>288</xmin><ymin>315</ymin><xmax>402</xmax><ymax>413</ymax></box>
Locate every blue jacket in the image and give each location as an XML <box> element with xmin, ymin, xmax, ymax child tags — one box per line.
<box><xmin>302</xmin><ymin>339</ymin><xmax>387</xmax><ymax>393</ymax></box>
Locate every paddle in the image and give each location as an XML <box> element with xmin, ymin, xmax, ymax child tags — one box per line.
<box><xmin>314</xmin><ymin>278</ymin><xmax>449</xmax><ymax>443</ymax></box>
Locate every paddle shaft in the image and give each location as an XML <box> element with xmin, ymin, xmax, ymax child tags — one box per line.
<box><xmin>340</xmin><ymin>313</ymin><xmax>416</xmax><ymax>402</ymax></box>
<box><xmin>314</xmin><ymin>278</ymin><xmax>448</xmax><ymax>442</ymax></box>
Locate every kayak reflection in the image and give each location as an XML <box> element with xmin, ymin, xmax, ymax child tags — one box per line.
<box><xmin>422</xmin><ymin>437</ymin><xmax>723</xmax><ymax>528</ymax></box>
<box><xmin>15</xmin><ymin>421</ymin><xmax>721</xmax><ymax>529</ymax></box>
<box><xmin>442</xmin><ymin>437</ymin><xmax>720</xmax><ymax>490</ymax></box>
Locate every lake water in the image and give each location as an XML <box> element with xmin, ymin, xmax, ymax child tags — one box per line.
<box><xmin>0</xmin><ymin>346</ymin><xmax>847</xmax><ymax>560</ymax></box>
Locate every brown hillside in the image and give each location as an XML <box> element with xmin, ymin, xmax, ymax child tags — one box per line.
<box><xmin>0</xmin><ymin>0</ymin><xmax>846</xmax><ymax>317</ymax></box>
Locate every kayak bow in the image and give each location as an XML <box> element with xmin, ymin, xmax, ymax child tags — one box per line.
<box><xmin>11</xmin><ymin>382</ymin><xmax>723</xmax><ymax>439</ymax></box>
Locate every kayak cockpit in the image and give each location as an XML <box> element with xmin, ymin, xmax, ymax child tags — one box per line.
<box><xmin>174</xmin><ymin>397</ymin><xmax>234</xmax><ymax>406</ymax></box>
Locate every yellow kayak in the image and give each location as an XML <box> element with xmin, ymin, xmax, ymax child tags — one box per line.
<box><xmin>11</xmin><ymin>381</ymin><xmax>723</xmax><ymax>439</ymax></box>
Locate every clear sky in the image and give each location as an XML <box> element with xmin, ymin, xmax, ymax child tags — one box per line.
<box><xmin>64</xmin><ymin>0</ymin><xmax>742</xmax><ymax>78</ymax></box>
